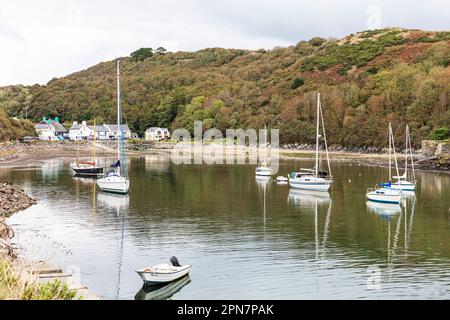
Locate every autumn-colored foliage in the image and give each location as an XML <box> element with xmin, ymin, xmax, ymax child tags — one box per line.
<box><xmin>1</xmin><ymin>28</ymin><xmax>449</xmax><ymax>147</ymax></box>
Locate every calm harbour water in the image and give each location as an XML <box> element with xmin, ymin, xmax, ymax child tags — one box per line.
<box><xmin>3</xmin><ymin>153</ymin><xmax>450</xmax><ymax>299</ymax></box>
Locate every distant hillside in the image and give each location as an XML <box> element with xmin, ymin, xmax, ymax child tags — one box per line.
<box><xmin>1</xmin><ymin>28</ymin><xmax>449</xmax><ymax>147</ymax></box>
<box><xmin>0</xmin><ymin>109</ymin><xmax>36</xmax><ymax>142</ymax></box>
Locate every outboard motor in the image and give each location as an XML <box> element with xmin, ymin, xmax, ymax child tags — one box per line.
<box><xmin>170</xmin><ymin>256</ymin><xmax>181</xmax><ymax>267</ymax></box>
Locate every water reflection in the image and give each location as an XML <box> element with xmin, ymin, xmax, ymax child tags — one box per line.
<box><xmin>97</xmin><ymin>192</ymin><xmax>130</xmax><ymax>212</ymax></box>
<box><xmin>288</xmin><ymin>189</ymin><xmax>331</xmax><ymax>208</ymax></box>
<box><xmin>255</xmin><ymin>176</ymin><xmax>270</xmax><ymax>228</ymax></box>
<box><xmin>145</xmin><ymin>154</ymin><xmax>170</xmax><ymax>173</ymax></box>
<box><xmin>135</xmin><ymin>275</ymin><xmax>191</xmax><ymax>300</ymax></box>
<box><xmin>366</xmin><ymin>201</ymin><xmax>402</xmax><ymax>217</ymax></box>
<box><xmin>5</xmin><ymin>157</ymin><xmax>450</xmax><ymax>299</ymax></box>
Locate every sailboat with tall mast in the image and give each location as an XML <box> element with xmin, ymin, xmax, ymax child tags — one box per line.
<box><xmin>97</xmin><ymin>60</ymin><xmax>130</xmax><ymax>194</ymax></box>
<box><xmin>255</xmin><ymin>124</ymin><xmax>274</xmax><ymax>176</ymax></box>
<box><xmin>381</xmin><ymin>125</ymin><xmax>416</xmax><ymax>191</ymax></box>
<box><xmin>366</xmin><ymin>123</ymin><xmax>402</xmax><ymax>204</ymax></box>
<box><xmin>288</xmin><ymin>93</ymin><xmax>333</xmax><ymax>191</ymax></box>
<box><xmin>72</xmin><ymin>118</ymin><xmax>104</xmax><ymax>177</ymax></box>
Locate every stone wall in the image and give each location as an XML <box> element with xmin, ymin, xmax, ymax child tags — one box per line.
<box><xmin>422</xmin><ymin>140</ymin><xmax>450</xmax><ymax>157</ymax></box>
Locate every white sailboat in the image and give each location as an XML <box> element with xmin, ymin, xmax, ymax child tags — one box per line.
<box><xmin>255</xmin><ymin>124</ymin><xmax>274</xmax><ymax>176</ymax></box>
<box><xmin>289</xmin><ymin>93</ymin><xmax>333</xmax><ymax>191</ymax></box>
<box><xmin>366</xmin><ymin>123</ymin><xmax>402</xmax><ymax>204</ymax></box>
<box><xmin>386</xmin><ymin>125</ymin><xmax>416</xmax><ymax>191</ymax></box>
<box><xmin>97</xmin><ymin>60</ymin><xmax>130</xmax><ymax>194</ymax></box>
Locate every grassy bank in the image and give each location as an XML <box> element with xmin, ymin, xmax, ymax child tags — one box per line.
<box><xmin>0</xmin><ymin>258</ymin><xmax>78</xmax><ymax>300</ymax></box>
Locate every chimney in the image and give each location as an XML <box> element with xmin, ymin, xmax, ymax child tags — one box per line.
<box><xmin>73</xmin><ymin>121</ymin><xmax>78</xmax><ymax>125</ymax></box>
<box><xmin>82</xmin><ymin>121</ymin><xmax>87</xmax><ymax>126</ymax></box>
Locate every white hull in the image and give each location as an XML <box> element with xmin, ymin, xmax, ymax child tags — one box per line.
<box><xmin>255</xmin><ymin>167</ymin><xmax>273</xmax><ymax>176</ymax></box>
<box><xmin>386</xmin><ymin>181</ymin><xmax>416</xmax><ymax>191</ymax></box>
<box><xmin>97</xmin><ymin>175</ymin><xmax>130</xmax><ymax>194</ymax></box>
<box><xmin>136</xmin><ymin>264</ymin><xmax>192</xmax><ymax>284</ymax></box>
<box><xmin>366</xmin><ymin>189</ymin><xmax>401</xmax><ymax>204</ymax></box>
<box><xmin>289</xmin><ymin>178</ymin><xmax>332</xmax><ymax>191</ymax></box>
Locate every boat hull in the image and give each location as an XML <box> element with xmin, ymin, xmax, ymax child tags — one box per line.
<box><xmin>72</xmin><ymin>166</ymin><xmax>104</xmax><ymax>176</ymax></box>
<box><xmin>136</xmin><ymin>265</ymin><xmax>192</xmax><ymax>285</ymax></box>
<box><xmin>386</xmin><ymin>182</ymin><xmax>416</xmax><ymax>191</ymax></box>
<box><xmin>255</xmin><ymin>168</ymin><xmax>273</xmax><ymax>176</ymax></box>
<box><xmin>366</xmin><ymin>190</ymin><xmax>401</xmax><ymax>204</ymax></box>
<box><xmin>97</xmin><ymin>176</ymin><xmax>130</xmax><ymax>194</ymax></box>
<box><xmin>289</xmin><ymin>178</ymin><xmax>332</xmax><ymax>191</ymax></box>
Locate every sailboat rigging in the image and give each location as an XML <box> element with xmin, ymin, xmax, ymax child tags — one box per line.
<box><xmin>97</xmin><ymin>60</ymin><xmax>130</xmax><ymax>194</ymax></box>
<box><xmin>366</xmin><ymin>123</ymin><xmax>402</xmax><ymax>204</ymax></box>
<box><xmin>288</xmin><ymin>93</ymin><xmax>333</xmax><ymax>191</ymax></box>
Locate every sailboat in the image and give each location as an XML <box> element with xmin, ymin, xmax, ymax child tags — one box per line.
<box><xmin>72</xmin><ymin>118</ymin><xmax>104</xmax><ymax>177</ymax></box>
<box><xmin>366</xmin><ymin>123</ymin><xmax>402</xmax><ymax>204</ymax></box>
<box><xmin>381</xmin><ymin>125</ymin><xmax>416</xmax><ymax>191</ymax></box>
<box><xmin>255</xmin><ymin>124</ymin><xmax>274</xmax><ymax>176</ymax></box>
<box><xmin>97</xmin><ymin>60</ymin><xmax>130</xmax><ymax>194</ymax></box>
<box><xmin>289</xmin><ymin>93</ymin><xmax>333</xmax><ymax>191</ymax></box>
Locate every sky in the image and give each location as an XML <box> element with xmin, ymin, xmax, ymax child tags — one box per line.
<box><xmin>1</xmin><ymin>0</ymin><xmax>449</xmax><ymax>86</ymax></box>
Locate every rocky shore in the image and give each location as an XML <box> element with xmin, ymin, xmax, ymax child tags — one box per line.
<box><xmin>0</xmin><ymin>183</ymin><xmax>37</xmax><ymax>218</ymax></box>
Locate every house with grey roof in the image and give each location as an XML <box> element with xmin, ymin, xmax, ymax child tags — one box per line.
<box><xmin>34</xmin><ymin>117</ymin><xmax>67</xmax><ymax>141</ymax></box>
<box><xmin>145</xmin><ymin>127</ymin><xmax>170</xmax><ymax>141</ymax></box>
<box><xmin>69</xmin><ymin>121</ymin><xmax>131</xmax><ymax>140</ymax></box>
<box><xmin>104</xmin><ymin>124</ymin><xmax>132</xmax><ymax>140</ymax></box>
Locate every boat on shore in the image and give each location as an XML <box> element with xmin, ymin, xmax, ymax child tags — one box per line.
<box><xmin>289</xmin><ymin>93</ymin><xmax>333</xmax><ymax>192</ymax></box>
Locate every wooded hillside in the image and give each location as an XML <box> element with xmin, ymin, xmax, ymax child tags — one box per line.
<box><xmin>1</xmin><ymin>28</ymin><xmax>449</xmax><ymax>147</ymax></box>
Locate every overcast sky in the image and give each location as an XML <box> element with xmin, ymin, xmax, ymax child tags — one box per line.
<box><xmin>1</xmin><ymin>0</ymin><xmax>449</xmax><ymax>86</ymax></box>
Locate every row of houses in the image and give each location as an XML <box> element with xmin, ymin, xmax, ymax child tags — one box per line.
<box><xmin>34</xmin><ymin>118</ymin><xmax>171</xmax><ymax>141</ymax></box>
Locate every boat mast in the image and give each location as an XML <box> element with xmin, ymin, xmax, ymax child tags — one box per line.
<box><xmin>407</xmin><ymin>125</ymin><xmax>416</xmax><ymax>181</ymax></box>
<box><xmin>404</xmin><ymin>125</ymin><xmax>408</xmax><ymax>179</ymax></box>
<box><xmin>93</xmin><ymin>117</ymin><xmax>97</xmax><ymax>164</ymax></box>
<box><xmin>319</xmin><ymin>97</ymin><xmax>332</xmax><ymax>178</ymax></box>
<box><xmin>315</xmin><ymin>93</ymin><xmax>320</xmax><ymax>177</ymax></box>
<box><xmin>388</xmin><ymin>123</ymin><xmax>392</xmax><ymax>181</ymax></box>
<box><xmin>389</xmin><ymin>124</ymin><xmax>401</xmax><ymax>182</ymax></box>
<box><xmin>116</xmin><ymin>61</ymin><xmax>121</xmax><ymax>166</ymax></box>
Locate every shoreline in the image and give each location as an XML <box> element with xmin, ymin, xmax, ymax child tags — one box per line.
<box><xmin>0</xmin><ymin>140</ymin><xmax>448</xmax><ymax>173</ymax></box>
<box><xmin>0</xmin><ymin>182</ymin><xmax>99</xmax><ymax>300</ymax></box>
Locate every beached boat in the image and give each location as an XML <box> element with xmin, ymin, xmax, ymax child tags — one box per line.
<box><xmin>136</xmin><ymin>257</ymin><xmax>192</xmax><ymax>285</ymax></box>
<box><xmin>97</xmin><ymin>61</ymin><xmax>130</xmax><ymax>194</ymax></box>
<box><xmin>289</xmin><ymin>93</ymin><xmax>333</xmax><ymax>191</ymax></box>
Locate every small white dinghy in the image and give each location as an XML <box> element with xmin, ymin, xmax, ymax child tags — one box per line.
<box><xmin>276</xmin><ymin>176</ymin><xmax>288</xmax><ymax>183</ymax></box>
<box><xmin>136</xmin><ymin>256</ymin><xmax>192</xmax><ymax>285</ymax></box>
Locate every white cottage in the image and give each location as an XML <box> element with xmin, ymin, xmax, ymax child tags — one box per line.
<box><xmin>145</xmin><ymin>127</ymin><xmax>171</xmax><ymax>141</ymax></box>
<box><xmin>35</xmin><ymin>118</ymin><xmax>67</xmax><ymax>141</ymax></box>
<box><xmin>69</xmin><ymin>121</ymin><xmax>110</xmax><ymax>140</ymax></box>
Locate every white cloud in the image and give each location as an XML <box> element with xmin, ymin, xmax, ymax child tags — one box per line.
<box><xmin>0</xmin><ymin>0</ymin><xmax>449</xmax><ymax>86</ymax></box>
